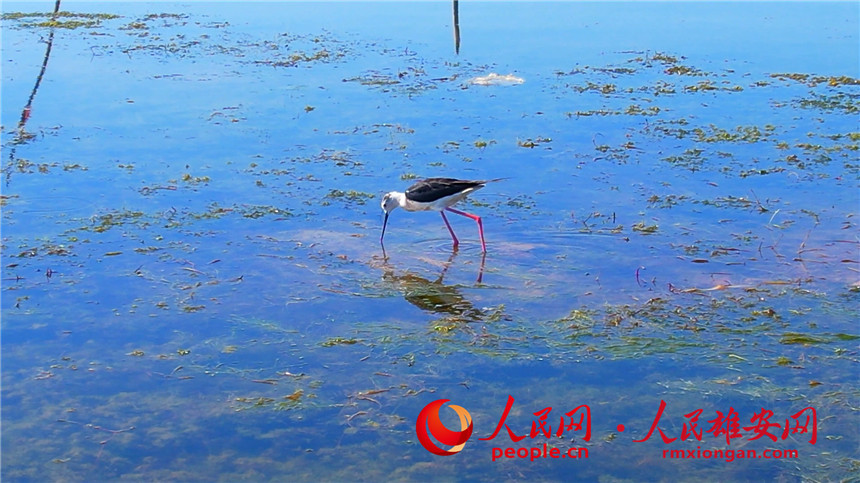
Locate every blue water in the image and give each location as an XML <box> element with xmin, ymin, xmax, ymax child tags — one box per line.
<box><xmin>2</xmin><ymin>2</ymin><xmax>858</xmax><ymax>481</ymax></box>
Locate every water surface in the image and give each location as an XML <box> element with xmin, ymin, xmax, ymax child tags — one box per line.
<box><xmin>2</xmin><ymin>2</ymin><xmax>858</xmax><ymax>481</ymax></box>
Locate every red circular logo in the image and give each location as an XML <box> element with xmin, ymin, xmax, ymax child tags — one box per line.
<box><xmin>416</xmin><ymin>399</ymin><xmax>473</xmax><ymax>455</ymax></box>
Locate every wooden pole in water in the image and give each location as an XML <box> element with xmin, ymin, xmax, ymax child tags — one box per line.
<box><xmin>452</xmin><ymin>0</ymin><xmax>460</xmax><ymax>54</ymax></box>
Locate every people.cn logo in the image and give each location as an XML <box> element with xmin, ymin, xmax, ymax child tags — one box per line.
<box><xmin>416</xmin><ymin>399</ymin><xmax>473</xmax><ymax>455</ymax></box>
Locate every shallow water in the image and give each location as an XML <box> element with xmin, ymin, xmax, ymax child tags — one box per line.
<box><xmin>2</xmin><ymin>2</ymin><xmax>858</xmax><ymax>481</ymax></box>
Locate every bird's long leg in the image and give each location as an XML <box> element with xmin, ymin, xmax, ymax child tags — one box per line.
<box><xmin>440</xmin><ymin>211</ymin><xmax>460</xmax><ymax>248</ymax></box>
<box><xmin>445</xmin><ymin>207</ymin><xmax>486</xmax><ymax>253</ymax></box>
<box><xmin>476</xmin><ymin>251</ymin><xmax>486</xmax><ymax>284</ymax></box>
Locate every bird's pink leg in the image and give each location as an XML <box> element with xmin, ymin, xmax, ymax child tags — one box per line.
<box><xmin>440</xmin><ymin>211</ymin><xmax>459</xmax><ymax>247</ymax></box>
<box><xmin>445</xmin><ymin>207</ymin><xmax>486</xmax><ymax>253</ymax></box>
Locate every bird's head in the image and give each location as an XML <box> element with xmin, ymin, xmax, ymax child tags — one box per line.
<box><xmin>381</xmin><ymin>192</ymin><xmax>400</xmax><ymax>214</ymax></box>
<box><xmin>380</xmin><ymin>191</ymin><xmax>402</xmax><ymax>245</ymax></box>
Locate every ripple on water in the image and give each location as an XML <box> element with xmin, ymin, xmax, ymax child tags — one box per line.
<box><xmin>12</xmin><ymin>196</ymin><xmax>96</xmax><ymax>215</ymax></box>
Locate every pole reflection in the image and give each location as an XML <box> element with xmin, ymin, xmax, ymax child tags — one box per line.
<box><xmin>4</xmin><ymin>0</ymin><xmax>62</xmax><ymax>186</ymax></box>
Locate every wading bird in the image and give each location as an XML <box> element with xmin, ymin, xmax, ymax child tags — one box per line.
<box><xmin>380</xmin><ymin>177</ymin><xmax>501</xmax><ymax>253</ymax></box>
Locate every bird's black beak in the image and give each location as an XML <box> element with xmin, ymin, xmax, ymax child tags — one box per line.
<box><xmin>380</xmin><ymin>211</ymin><xmax>389</xmax><ymax>245</ymax></box>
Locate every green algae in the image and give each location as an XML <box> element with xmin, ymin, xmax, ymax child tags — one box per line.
<box><xmin>2</xmin><ymin>11</ymin><xmax>120</xmax><ymax>29</ymax></box>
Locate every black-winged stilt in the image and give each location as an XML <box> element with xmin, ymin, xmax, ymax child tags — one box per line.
<box><xmin>380</xmin><ymin>177</ymin><xmax>500</xmax><ymax>253</ymax></box>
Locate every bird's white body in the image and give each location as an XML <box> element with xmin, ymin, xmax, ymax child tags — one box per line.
<box><xmin>381</xmin><ymin>186</ymin><xmax>481</xmax><ymax>213</ymax></box>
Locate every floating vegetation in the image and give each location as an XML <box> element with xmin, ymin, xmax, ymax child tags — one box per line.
<box><xmin>343</xmin><ymin>72</ymin><xmax>401</xmax><ymax>87</ymax></box>
<box><xmin>343</xmin><ymin>67</ymin><xmax>451</xmax><ymax>95</ymax></box>
<box><xmin>779</xmin><ymin>332</ymin><xmax>828</xmax><ymax>345</ymax></box>
<box><xmin>121</xmin><ymin>38</ymin><xmax>204</xmax><ymax>56</ymax></box>
<box><xmin>568</xmin><ymin>109</ymin><xmax>613</xmax><ymax>117</ymax></box>
<box><xmin>624</xmin><ymin>104</ymin><xmax>661</xmax><ymax>116</ymax></box>
<box><xmin>517</xmin><ymin>136</ymin><xmax>552</xmax><ymax>148</ymax></box>
<box><xmin>662</xmin><ymin>148</ymin><xmax>704</xmax><ymax>171</ymax></box>
<box><xmin>631</xmin><ymin>221</ymin><xmax>659</xmax><ymax>234</ymax></box>
<box><xmin>180</xmin><ymin>173</ymin><xmax>210</xmax><ymax>184</ymax></box>
<box><xmin>505</xmin><ymin>195</ymin><xmax>536</xmax><ymax>210</ymax></box>
<box><xmin>692</xmin><ymin>124</ymin><xmax>774</xmax><ymax>144</ymax></box>
<box><xmin>320</xmin><ymin>337</ymin><xmax>359</xmax><ymax>347</ymax></box>
<box><xmin>683</xmin><ymin>80</ymin><xmax>719</xmax><ymax>92</ymax></box>
<box><xmin>665</xmin><ymin>64</ymin><xmax>703</xmax><ymax>76</ymax></box>
<box><xmin>323</xmin><ymin>189</ymin><xmax>375</xmax><ymax>206</ymax></box>
<box><xmin>2</xmin><ymin>11</ymin><xmax>120</xmax><ymax>29</ymax></box>
<box><xmin>256</xmin><ymin>49</ymin><xmax>338</xmax><ymax>68</ymax></box>
<box><xmin>696</xmin><ymin>195</ymin><xmax>769</xmax><ymax>212</ymax></box>
<box><xmin>796</xmin><ymin>92</ymin><xmax>859</xmax><ymax>114</ymax></box>
<box><xmin>557</xmin><ymin>65</ymin><xmax>637</xmax><ymax>77</ymax></box>
<box><xmin>312</xmin><ymin>149</ymin><xmax>362</xmax><ymax>168</ymax></box>
<box><xmin>238</xmin><ymin>204</ymin><xmax>288</xmax><ymax>219</ymax></box>
<box><xmin>0</xmin><ymin>194</ymin><xmax>18</xmax><ymax>207</ymax></box>
<box><xmin>233</xmin><ymin>389</ymin><xmax>307</xmax><ymax>412</ymax></box>
<box><xmin>770</xmin><ymin>72</ymin><xmax>860</xmax><ymax>87</ymax></box>
<box><xmin>8</xmin><ymin>158</ymin><xmax>86</xmax><ymax>174</ymax></box>
<box><xmin>14</xmin><ymin>242</ymin><xmax>71</xmax><ymax>257</ymax></box>
<box><xmin>572</xmin><ymin>81</ymin><xmax>617</xmax><ymax>94</ymax></box>
<box><xmin>646</xmin><ymin>194</ymin><xmax>690</xmax><ymax>208</ymax></box>
<box><xmin>89</xmin><ymin>210</ymin><xmax>147</xmax><ymax>233</ymax></box>
<box><xmin>538</xmin><ymin>286</ymin><xmax>858</xmax><ymax>364</ymax></box>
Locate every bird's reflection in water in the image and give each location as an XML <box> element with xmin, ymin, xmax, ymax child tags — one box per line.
<box><xmin>378</xmin><ymin>248</ymin><xmax>486</xmax><ymax>322</ymax></box>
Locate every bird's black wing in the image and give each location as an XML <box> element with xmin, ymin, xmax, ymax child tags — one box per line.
<box><xmin>405</xmin><ymin>178</ymin><xmax>485</xmax><ymax>203</ymax></box>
